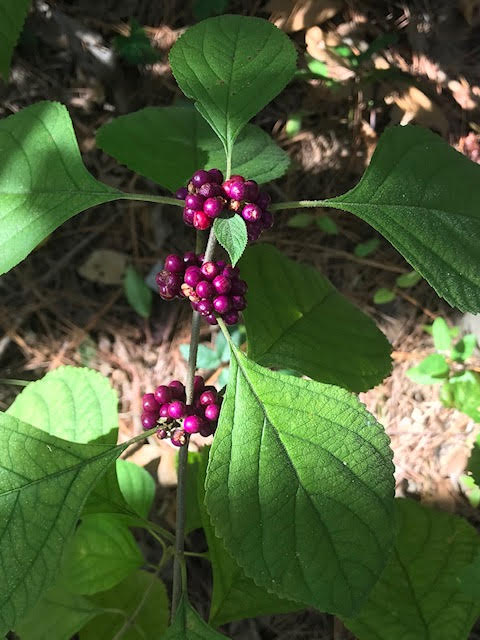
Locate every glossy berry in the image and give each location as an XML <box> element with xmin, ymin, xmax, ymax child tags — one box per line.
<box><xmin>199</xmin><ymin>182</ymin><xmax>222</xmax><ymax>198</ymax></box>
<box><xmin>205</xmin><ymin>403</ymin><xmax>220</xmax><ymax>422</ymax></box>
<box><xmin>243</xmin><ymin>180</ymin><xmax>259</xmax><ymax>201</ymax></box>
<box><xmin>171</xmin><ymin>429</ymin><xmax>186</xmax><ymax>447</ymax></box>
<box><xmin>223</xmin><ymin>309</ymin><xmax>240</xmax><ymax>325</ymax></box>
<box><xmin>168</xmin><ymin>400</ymin><xmax>187</xmax><ymax>420</ymax></box>
<box><xmin>205</xmin><ymin>313</ymin><xmax>218</xmax><ymax>325</ymax></box>
<box><xmin>142</xmin><ymin>393</ymin><xmax>159</xmax><ymax>413</ymax></box>
<box><xmin>191</xmin><ymin>170</ymin><xmax>210</xmax><ymax>188</ymax></box>
<box><xmin>231</xmin><ymin>295</ymin><xmax>247</xmax><ymax>310</ymax></box>
<box><xmin>169</xmin><ymin>380</ymin><xmax>185</xmax><ymax>399</ymax></box>
<box><xmin>212</xmin><ymin>275</ymin><xmax>231</xmax><ymax>294</ymax></box>
<box><xmin>141</xmin><ymin>412</ymin><xmax>158</xmax><ymax>430</ymax></box>
<box><xmin>159</xmin><ymin>403</ymin><xmax>170</xmax><ymax>418</ymax></box>
<box><xmin>157</xmin><ymin>428</ymin><xmax>168</xmax><ymax>439</ymax></box>
<box><xmin>196</xmin><ymin>280</ymin><xmax>215</xmax><ymax>298</ymax></box>
<box><xmin>208</xmin><ymin>168</ymin><xmax>223</xmax><ymax>183</ymax></box>
<box><xmin>222</xmin><ymin>265</ymin><xmax>238</xmax><ymax>278</ymax></box>
<box><xmin>201</xmin><ymin>262</ymin><xmax>219</xmax><ymax>280</ymax></box>
<box><xmin>184</xmin><ymin>415</ymin><xmax>203</xmax><ymax>434</ymax></box>
<box><xmin>183</xmin><ymin>251</ymin><xmax>197</xmax><ymax>266</ymax></box>
<box><xmin>183</xmin><ymin>208</ymin><xmax>195</xmax><ymax>226</ymax></box>
<box><xmin>164</xmin><ymin>254</ymin><xmax>184</xmax><ymax>273</ymax></box>
<box><xmin>197</xmin><ymin>299</ymin><xmax>213</xmax><ymax>315</ymax></box>
<box><xmin>256</xmin><ymin>191</ymin><xmax>271</xmax><ymax>210</ymax></box>
<box><xmin>229</xmin><ymin>180</ymin><xmax>245</xmax><ymax>200</ymax></box>
<box><xmin>261</xmin><ymin>210</ymin><xmax>274</xmax><ymax>229</ymax></box>
<box><xmin>242</xmin><ymin>203</ymin><xmax>262</xmax><ymax>222</ymax></box>
<box><xmin>185</xmin><ymin>193</ymin><xmax>205</xmax><ymax>210</ymax></box>
<box><xmin>193</xmin><ymin>210</ymin><xmax>211</xmax><ymax>230</ymax></box>
<box><xmin>213</xmin><ymin>295</ymin><xmax>231</xmax><ymax>314</ymax></box>
<box><xmin>200</xmin><ymin>389</ymin><xmax>217</xmax><ymax>406</ymax></box>
<box><xmin>231</xmin><ymin>279</ymin><xmax>247</xmax><ymax>295</ymax></box>
<box><xmin>203</xmin><ymin>197</ymin><xmax>224</xmax><ymax>218</ymax></box>
<box><xmin>193</xmin><ymin>375</ymin><xmax>205</xmax><ymax>393</ymax></box>
<box><xmin>184</xmin><ymin>266</ymin><xmax>203</xmax><ymax>287</ymax></box>
<box><xmin>175</xmin><ymin>187</ymin><xmax>188</xmax><ymax>200</ymax></box>
<box><xmin>154</xmin><ymin>385</ymin><xmax>172</xmax><ymax>404</ymax></box>
<box><xmin>246</xmin><ymin>221</ymin><xmax>262</xmax><ymax>242</ymax></box>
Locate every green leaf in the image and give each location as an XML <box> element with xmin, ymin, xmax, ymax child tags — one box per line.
<box><xmin>406</xmin><ymin>353</ymin><xmax>449</xmax><ymax>384</ymax></box>
<box><xmin>59</xmin><ymin>514</ymin><xmax>143</xmax><ymax>595</ymax></box>
<box><xmin>343</xmin><ymin>499</ymin><xmax>480</xmax><ymax>640</ymax></box>
<box><xmin>373</xmin><ymin>288</ymin><xmax>396</xmax><ymax>304</ymax></box>
<box><xmin>354</xmin><ymin>237</ymin><xmax>380</xmax><ymax>257</ymax></box>
<box><xmin>285</xmin><ymin>113</ymin><xmax>302</xmax><ymax>137</ymax></box>
<box><xmin>7</xmin><ymin>365</ymin><xmax>118</xmax><ymax>444</ymax></box>
<box><xmin>395</xmin><ymin>270</ymin><xmax>422</xmax><ymax>288</ymax></box>
<box><xmin>189</xmin><ymin>448</ymin><xmax>301</xmax><ymax>626</ymax></box>
<box><xmin>204</xmin><ymin>346</ymin><xmax>395</xmax><ymax>616</ymax></box>
<box><xmin>185</xmin><ymin>450</ymin><xmax>208</xmax><ymax>535</ymax></box>
<box><xmin>440</xmin><ymin>371</ymin><xmax>480</xmax><ymax>421</ymax></box>
<box><xmin>324</xmin><ymin>125</ymin><xmax>480</xmax><ymax>312</ymax></box>
<box><xmin>287</xmin><ymin>212</ymin><xmax>314</xmax><ymax>228</ymax></box>
<box><xmin>213</xmin><ymin>215</ymin><xmax>247</xmax><ymax>266</ymax></box>
<box><xmin>0</xmin><ymin>101</ymin><xmax>121</xmax><ymax>275</ymax></box>
<box><xmin>169</xmin><ymin>15</ymin><xmax>296</xmax><ymax>156</ymax></box>
<box><xmin>113</xmin><ymin>19</ymin><xmax>160</xmax><ymax>65</ymax></box>
<box><xmin>116</xmin><ymin>459</ymin><xmax>155</xmax><ymax>519</ymax></box>
<box><xmin>97</xmin><ymin>106</ymin><xmax>289</xmax><ymax>190</ymax></box>
<box><xmin>162</xmin><ymin>597</ymin><xmax>229</xmax><ymax>639</ymax></box>
<box><xmin>80</xmin><ymin>570</ymin><xmax>169</xmax><ymax>640</ymax></box>
<box><xmin>240</xmin><ymin>244</ymin><xmax>392</xmax><ymax>392</ymax></box>
<box><xmin>458</xmin><ymin>551</ymin><xmax>480</xmax><ymax>600</ymax></box>
<box><xmin>451</xmin><ymin>334</ymin><xmax>477</xmax><ymax>362</ymax></box>
<box><xmin>432</xmin><ymin>317</ymin><xmax>452</xmax><ymax>351</ymax></box>
<box><xmin>316</xmin><ymin>215</ymin><xmax>338</xmax><ymax>234</ymax></box>
<box><xmin>468</xmin><ymin>438</ymin><xmax>480</xmax><ymax>488</ymax></box>
<box><xmin>0</xmin><ymin>0</ymin><xmax>31</xmax><ymax>78</ymax></box>
<box><xmin>0</xmin><ymin>412</ymin><xmax>123</xmax><ymax>634</ymax></box>
<box><xmin>181</xmin><ymin>343</ymin><xmax>222</xmax><ymax>370</ymax></box>
<box><xmin>124</xmin><ymin>265</ymin><xmax>152</xmax><ymax>318</ymax></box>
<box><xmin>460</xmin><ymin>474</ymin><xmax>480</xmax><ymax>508</ymax></box>
<box><xmin>15</xmin><ymin>586</ymin><xmax>99</xmax><ymax>640</ymax></box>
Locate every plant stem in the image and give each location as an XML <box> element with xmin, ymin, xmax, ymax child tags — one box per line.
<box><xmin>270</xmin><ymin>199</ymin><xmax>330</xmax><ymax>212</ymax></box>
<box><xmin>171</xmin><ymin>227</ymin><xmax>217</xmax><ymax>620</ymax></box>
<box><xmin>121</xmin><ymin>192</ymin><xmax>185</xmax><ymax>208</ymax></box>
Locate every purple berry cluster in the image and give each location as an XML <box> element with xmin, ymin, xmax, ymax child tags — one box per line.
<box><xmin>141</xmin><ymin>376</ymin><xmax>222</xmax><ymax>446</ymax></box>
<box><xmin>175</xmin><ymin>169</ymin><xmax>273</xmax><ymax>242</ymax></box>
<box><xmin>155</xmin><ymin>252</ymin><xmax>247</xmax><ymax>326</ymax></box>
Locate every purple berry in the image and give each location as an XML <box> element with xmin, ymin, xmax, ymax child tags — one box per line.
<box><xmin>230</xmin><ymin>180</ymin><xmax>245</xmax><ymax>200</ymax></box>
<box><xmin>185</xmin><ymin>194</ymin><xmax>205</xmax><ymax>210</ymax></box>
<box><xmin>169</xmin><ymin>380</ymin><xmax>185</xmax><ymax>399</ymax></box>
<box><xmin>242</xmin><ymin>203</ymin><xmax>262</xmax><ymax>222</ymax></box>
<box><xmin>194</xmin><ymin>375</ymin><xmax>205</xmax><ymax>393</ymax></box>
<box><xmin>164</xmin><ymin>254</ymin><xmax>184</xmax><ymax>273</ymax></box>
<box><xmin>208</xmin><ymin>168</ymin><xmax>223</xmax><ymax>183</ymax></box>
<box><xmin>141</xmin><ymin>412</ymin><xmax>158</xmax><ymax>429</ymax></box>
<box><xmin>184</xmin><ymin>266</ymin><xmax>203</xmax><ymax>287</ymax></box>
<box><xmin>246</xmin><ymin>221</ymin><xmax>262</xmax><ymax>242</ymax></box>
<box><xmin>223</xmin><ymin>310</ymin><xmax>240</xmax><ymax>325</ymax></box>
<box><xmin>231</xmin><ymin>294</ymin><xmax>247</xmax><ymax>310</ymax></box>
<box><xmin>222</xmin><ymin>265</ymin><xmax>239</xmax><ymax>278</ymax></box>
<box><xmin>261</xmin><ymin>210</ymin><xmax>274</xmax><ymax>229</ymax></box>
<box><xmin>155</xmin><ymin>385</ymin><xmax>172</xmax><ymax>404</ymax></box>
<box><xmin>199</xmin><ymin>423</ymin><xmax>214</xmax><ymax>437</ymax></box>
<box><xmin>168</xmin><ymin>400</ymin><xmax>187</xmax><ymax>420</ymax></box>
<box><xmin>183</xmin><ymin>208</ymin><xmax>195</xmax><ymax>226</ymax></box>
<box><xmin>201</xmin><ymin>262</ymin><xmax>219</xmax><ymax>280</ymax></box>
<box><xmin>231</xmin><ymin>279</ymin><xmax>247</xmax><ymax>295</ymax></box>
<box><xmin>156</xmin><ymin>428</ymin><xmax>168</xmax><ymax>439</ymax></box>
<box><xmin>156</xmin><ymin>270</ymin><xmax>182</xmax><ymax>299</ymax></box>
<box><xmin>171</xmin><ymin>428</ymin><xmax>186</xmax><ymax>447</ymax></box>
<box><xmin>175</xmin><ymin>187</ymin><xmax>188</xmax><ymax>200</ymax></box>
<box><xmin>256</xmin><ymin>191</ymin><xmax>271</xmax><ymax>210</ymax></box>
<box><xmin>205</xmin><ymin>403</ymin><xmax>220</xmax><ymax>421</ymax></box>
<box><xmin>203</xmin><ymin>196</ymin><xmax>224</xmax><ymax>218</ymax></box>
<box><xmin>197</xmin><ymin>253</ymin><xmax>205</xmax><ymax>264</ymax></box>
<box><xmin>196</xmin><ymin>280</ymin><xmax>215</xmax><ymax>298</ymax></box>
<box><xmin>199</xmin><ymin>183</ymin><xmax>222</xmax><ymax>198</ymax></box>
<box><xmin>213</xmin><ymin>295</ymin><xmax>231</xmax><ymax>314</ymax></box>
<box><xmin>212</xmin><ymin>275</ymin><xmax>232</xmax><ymax>295</ymax></box>
<box><xmin>216</xmin><ymin>260</ymin><xmax>226</xmax><ymax>269</ymax></box>
<box><xmin>222</xmin><ymin>178</ymin><xmax>234</xmax><ymax>197</ymax></box>
<box><xmin>192</xmin><ymin>170</ymin><xmax>210</xmax><ymax>188</ymax></box>
<box><xmin>205</xmin><ymin>313</ymin><xmax>218</xmax><ymax>325</ymax></box>
<box><xmin>193</xmin><ymin>210</ymin><xmax>211</xmax><ymax>230</ymax></box>
<box><xmin>243</xmin><ymin>180</ymin><xmax>259</xmax><ymax>201</ymax></box>
<box><xmin>142</xmin><ymin>393</ymin><xmax>159</xmax><ymax>413</ymax></box>
<box><xmin>184</xmin><ymin>415</ymin><xmax>204</xmax><ymax>434</ymax></box>
<box><xmin>197</xmin><ymin>299</ymin><xmax>213</xmax><ymax>315</ymax></box>
<box><xmin>200</xmin><ymin>389</ymin><xmax>217</xmax><ymax>406</ymax></box>
<box><xmin>184</xmin><ymin>251</ymin><xmax>197</xmax><ymax>266</ymax></box>
<box><xmin>159</xmin><ymin>403</ymin><xmax>170</xmax><ymax>418</ymax></box>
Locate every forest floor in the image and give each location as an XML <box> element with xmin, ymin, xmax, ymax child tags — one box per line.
<box><xmin>1</xmin><ymin>0</ymin><xmax>480</xmax><ymax>637</ymax></box>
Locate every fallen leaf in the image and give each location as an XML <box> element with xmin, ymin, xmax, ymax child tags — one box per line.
<box><xmin>268</xmin><ymin>0</ymin><xmax>343</xmax><ymax>32</ymax></box>
<box><xmin>385</xmin><ymin>86</ymin><xmax>448</xmax><ymax>136</ymax></box>
<box><xmin>78</xmin><ymin>249</ymin><xmax>128</xmax><ymax>285</ymax></box>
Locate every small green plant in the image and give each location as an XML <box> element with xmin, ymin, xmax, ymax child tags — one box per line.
<box><xmin>113</xmin><ymin>20</ymin><xmax>160</xmax><ymax>66</ymax></box>
<box><xmin>1</xmin><ymin>12</ymin><xmax>480</xmax><ymax>640</ymax></box>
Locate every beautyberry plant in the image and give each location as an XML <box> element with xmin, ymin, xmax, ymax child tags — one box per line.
<box><xmin>1</xmin><ymin>12</ymin><xmax>480</xmax><ymax>640</ymax></box>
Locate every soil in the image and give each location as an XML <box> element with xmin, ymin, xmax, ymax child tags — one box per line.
<box><xmin>2</xmin><ymin>0</ymin><xmax>480</xmax><ymax>638</ymax></box>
